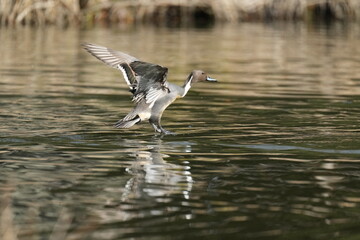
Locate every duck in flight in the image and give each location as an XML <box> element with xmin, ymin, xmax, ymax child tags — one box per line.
<box><xmin>82</xmin><ymin>43</ymin><xmax>216</xmax><ymax>135</ymax></box>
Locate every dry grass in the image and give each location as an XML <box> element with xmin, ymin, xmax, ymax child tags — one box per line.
<box><xmin>0</xmin><ymin>0</ymin><xmax>360</xmax><ymax>26</ymax></box>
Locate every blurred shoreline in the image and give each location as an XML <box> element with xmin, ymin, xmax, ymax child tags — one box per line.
<box><xmin>1</xmin><ymin>0</ymin><xmax>360</xmax><ymax>28</ymax></box>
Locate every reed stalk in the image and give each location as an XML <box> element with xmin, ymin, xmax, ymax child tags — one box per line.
<box><xmin>0</xmin><ymin>0</ymin><xmax>359</xmax><ymax>27</ymax></box>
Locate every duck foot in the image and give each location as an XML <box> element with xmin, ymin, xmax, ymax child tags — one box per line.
<box><xmin>160</xmin><ymin>129</ymin><xmax>176</xmax><ymax>135</ymax></box>
<box><xmin>151</xmin><ymin>122</ymin><xmax>175</xmax><ymax>135</ymax></box>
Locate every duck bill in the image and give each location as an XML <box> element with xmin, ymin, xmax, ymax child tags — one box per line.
<box><xmin>206</xmin><ymin>76</ymin><xmax>217</xmax><ymax>82</ymax></box>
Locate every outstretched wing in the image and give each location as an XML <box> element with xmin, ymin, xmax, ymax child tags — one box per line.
<box><xmin>82</xmin><ymin>43</ymin><xmax>138</xmax><ymax>89</ymax></box>
<box><xmin>82</xmin><ymin>43</ymin><xmax>170</xmax><ymax>108</ymax></box>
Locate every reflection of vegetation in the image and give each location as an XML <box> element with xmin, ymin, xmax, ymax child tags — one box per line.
<box><xmin>1</xmin><ymin>0</ymin><xmax>360</xmax><ymax>27</ymax></box>
<box><xmin>0</xmin><ymin>186</ymin><xmax>99</xmax><ymax>240</ymax></box>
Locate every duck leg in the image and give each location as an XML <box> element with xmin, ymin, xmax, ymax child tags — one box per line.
<box><xmin>149</xmin><ymin>117</ymin><xmax>175</xmax><ymax>135</ymax></box>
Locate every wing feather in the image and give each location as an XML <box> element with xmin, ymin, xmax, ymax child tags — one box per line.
<box><xmin>146</xmin><ymin>87</ymin><xmax>168</xmax><ymax>108</ymax></box>
<box><xmin>82</xmin><ymin>43</ymin><xmax>138</xmax><ymax>67</ymax></box>
<box><xmin>83</xmin><ymin>43</ymin><xmax>170</xmax><ymax>107</ymax></box>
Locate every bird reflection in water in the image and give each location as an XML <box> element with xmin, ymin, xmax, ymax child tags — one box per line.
<box><xmin>96</xmin><ymin>138</ymin><xmax>194</xmax><ymax>223</ymax></box>
<box><xmin>121</xmin><ymin>138</ymin><xmax>193</xmax><ymax>201</ymax></box>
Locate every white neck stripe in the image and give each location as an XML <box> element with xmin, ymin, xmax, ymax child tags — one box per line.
<box><xmin>182</xmin><ymin>76</ymin><xmax>193</xmax><ymax>97</ymax></box>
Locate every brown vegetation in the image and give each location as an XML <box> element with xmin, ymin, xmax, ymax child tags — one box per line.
<box><xmin>1</xmin><ymin>0</ymin><xmax>360</xmax><ymax>27</ymax></box>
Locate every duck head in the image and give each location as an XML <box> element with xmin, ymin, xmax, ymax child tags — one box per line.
<box><xmin>189</xmin><ymin>70</ymin><xmax>217</xmax><ymax>84</ymax></box>
<box><xmin>181</xmin><ymin>70</ymin><xmax>216</xmax><ymax>97</ymax></box>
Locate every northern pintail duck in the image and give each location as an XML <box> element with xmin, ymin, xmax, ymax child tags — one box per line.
<box><xmin>83</xmin><ymin>43</ymin><xmax>216</xmax><ymax>135</ymax></box>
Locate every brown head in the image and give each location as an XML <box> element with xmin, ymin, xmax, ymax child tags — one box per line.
<box><xmin>181</xmin><ymin>70</ymin><xmax>216</xmax><ymax>97</ymax></box>
<box><xmin>186</xmin><ymin>70</ymin><xmax>217</xmax><ymax>85</ymax></box>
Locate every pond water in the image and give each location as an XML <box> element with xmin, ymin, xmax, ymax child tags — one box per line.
<box><xmin>1</xmin><ymin>23</ymin><xmax>360</xmax><ymax>239</ymax></box>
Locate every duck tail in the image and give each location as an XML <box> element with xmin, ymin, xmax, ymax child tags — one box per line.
<box><xmin>114</xmin><ymin>115</ymin><xmax>141</xmax><ymax>128</ymax></box>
